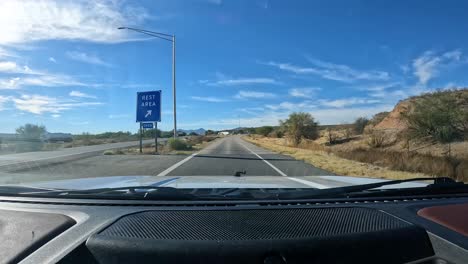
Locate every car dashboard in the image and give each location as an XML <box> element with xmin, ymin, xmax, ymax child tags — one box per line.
<box><xmin>0</xmin><ymin>194</ymin><xmax>467</xmax><ymax>264</ymax></box>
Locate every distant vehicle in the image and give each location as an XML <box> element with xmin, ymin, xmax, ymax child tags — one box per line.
<box><xmin>218</xmin><ymin>131</ymin><xmax>229</xmax><ymax>136</ymax></box>
<box><xmin>40</xmin><ymin>132</ymin><xmax>73</xmax><ymax>143</ymax></box>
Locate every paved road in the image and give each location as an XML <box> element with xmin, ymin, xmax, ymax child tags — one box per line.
<box><xmin>0</xmin><ymin>136</ymin><xmax>332</xmax><ymax>184</ymax></box>
<box><xmin>0</xmin><ymin>139</ymin><xmax>158</xmax><ymax>171</ymax></box>
<box><xmin>163</xmin><ymin>135</ymin><xmax>331</xmax><ymax>177</ymax></box>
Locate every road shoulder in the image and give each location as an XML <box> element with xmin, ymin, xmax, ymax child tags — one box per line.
<box><xmin>242</xmin><ymin>136</ymin><xmax>427</xmax><ymax>180</ymax></box>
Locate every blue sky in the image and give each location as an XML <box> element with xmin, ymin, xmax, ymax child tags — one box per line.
<box><xmin>0</xmin><ymin>0</ymin><xmax>467</xmax><ymax>133</ymax></box>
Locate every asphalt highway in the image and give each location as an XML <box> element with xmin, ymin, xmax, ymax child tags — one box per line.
<box><xmin>0</xmin><ymin>136</ymin><xmax>332</xmax><ymax>184</ymax></box>
<box><xmin>163</xmin><ymin>135</ymin><xmax>331</xmax><ymax>177</ymax></box>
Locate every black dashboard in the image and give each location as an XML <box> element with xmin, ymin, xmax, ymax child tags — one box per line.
<box><xmin>0</xmin><ymin>195</ymin><xmax>467</xmax><ymax>264</ymax></box>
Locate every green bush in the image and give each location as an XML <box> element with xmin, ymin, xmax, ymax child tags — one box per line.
<box><xmin>402</xmin><ymin>90</ymin><xmax>468</xmax><ymax>144</ymax></box>
<box><xmin>353</xmin><ymin>117</ymin><xmax>369</xmax><ymax>134</ymax></box>
<box><xmin>255</xmin><ymin>126</ymin><xmax>274</xmax><ymax>136</ymax></box>
<box><xmin>280</xmin><ymin>112</ymin><xmax>319</xmax><ymax>146</ymax></box>
<box><xmin>168</xmin><ymin>138</ymin><xmax>192</xmax><ymax>150</ymax></box>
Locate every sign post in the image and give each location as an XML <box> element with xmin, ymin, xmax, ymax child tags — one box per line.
<box><xmin>136</xmin><ymin>91</ymin><xmax>162</xmax><ymax>155</ymax></box>
<box><xmin>139</xmin><ymin>123</ymin><xmax>143</xmax><ymax>153</ymax></box>
<box><xmin>155</xmin><ymin>122</ymin><xmax>158</xmax><ymax>154</ymax></box>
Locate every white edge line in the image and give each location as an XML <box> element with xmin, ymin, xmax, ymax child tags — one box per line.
<box><xmin>286</xmin><ymin>177</ymin><xmax>328</xmax><ymax>189</ymax></box>
<box><xmin>240</xmin><ymin>139</ymin><xmax>329</xmax><ymax>189</ymax></box>
<box><xmin>239</xmin><ymin>141</ymin><xmax>287</xmax><ymax>177</ymax></box>
<box><xmin>157</xmin><ymin>152</ymin><xmax>199</xmax><ymax>176</ymax></box>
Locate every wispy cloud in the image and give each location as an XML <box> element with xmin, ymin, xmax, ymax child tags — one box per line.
<box><xmin>265</xmin><ymin>101</ymin><xmax>315</xmax><ymax>111</ymax></box>
<box><xmin>0</xmin><ymin>47</ymin><xmax>17</xmax><ymax>58</ymax></box>
<box><xmin>264</xmin><ymin>59</ymin><xmax>389</xmax><ymax>83</ymax></box>
<box><xmin>412</xmin><ymin>50</ymin><xmax>462</xmax><ymax>85</ymax></box>
<box><xmin>0</xmin><ymin>95</ymin><xmax>9</xmax><ymax>110</ymax></box>
<box><xmin>0</xmin><ymin>60</ymin><xmax>41</xmax><ymax>74</ymax></box>
<box><xmin>69</xmin><ymin>90</ymin><xmax>97</xmax><ymax>99</ymax></box>
<box><xmin>234</xmin><ymin>90</ymin><xmax>276</xmax><ymax>99</ymax></box>
<box><xmin>0</xmin><ymin>75</ymin><xmax>85</xmax><ymax>90</ymax></box>
<box><xmin>66</xmin><ymin>51</ymin><xmax>112</xmax><ymax>67</ymax></box>
<box><xmin>288</xmin><ymin>87</ymin><xmax>321</xmax><ymax>98</ymax></box>
<box><xmin>12</xmin><ymin>94</ymin><xmax>103</xmax><ymax>114</ymax></box>
<box><xmin>109</xmin><ymin>114</ymin><xmax>130</xmax><ymax>119</ymax></box>
<box><xmin>203</xmin><ymin>77</ymin><xmax>280</xmax><ymax>86</ymax></box>
<box><xmin>318</xmin><ymin>97</ymin><xmax>380</xmax><ymax>108</ymax></box>
<box><xmin>0</xmin><ymin>77</ymin><xmax>21</xmax><ymax>90</ymax></box>
<box><xmin>206</xmin><ymin>0</ymin><xmax>222</xmax><ymax>4</ymax></box>
<box><xmin>191</xmin><ymin>96</ymin><xmax>227</xmax><ymax>102</ymax></box>
<box><xmin>48</xmin><ymin>57</ymin><xmax>56</xmax><ymax>63</ymax></box>
<box><xmin>0</xmin><ymin>0</ymin><xmax>152</xmax><ymax>44</ymax></box>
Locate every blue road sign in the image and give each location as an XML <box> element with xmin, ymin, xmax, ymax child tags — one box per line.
<box><xmin>136</xmin><ymin>90</ymin><xmax>161</xmax><ymax>122</ymax></box>
<box><xmin>142</xmin><ymin>123</ymin><xmax>154</xmax><ymax>129</ymax></box>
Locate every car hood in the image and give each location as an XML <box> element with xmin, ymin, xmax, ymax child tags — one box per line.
<box><xmin>23</xmin><ymin>175</ymin><xmax>428</xmax><ymax>190</ymax></box>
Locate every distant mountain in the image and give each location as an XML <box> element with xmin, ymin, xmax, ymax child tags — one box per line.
<box><xmin>178</xmin><ymin>128</ymin><xmax>206</xmax><ymax>135</ymax></box>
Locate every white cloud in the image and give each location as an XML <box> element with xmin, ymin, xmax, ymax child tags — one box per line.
<box><xmin>318</xmin><ymin>97</ymin><xmax>380</xmax><ymax>108</ymax></box>
<box><xmin>69</xmin><ymin>90</ymin><xmax>97</xmax><ymax>99</ymax></box>
<box><xmin>0</xmin><ymin>0</ymin><xmax>151</xmax><ymax>44</ymax></box>
<box><xmin>191</xmin><ymin>96</ymin><xmax>227</xmax><ymax>102</ymax></box>
<box><xmin>51</xmin><ymin>114</ymin><xmax>60</xmax><ymax>118</ymax></box>
<box><xmin>67</xmin><ymin>51</ymin><xmax>112</xmax><ymax>67</ymax></box>
<box><xmin>109</xmin><ymin>114</ymin><xmax>130</xmax><ymax>119</ymax></box>
<box><xmin>0</xmin><ymin>47</ymin><xmax>17</xmax><ymax>58</ymax></box>
<box><xmin>412</xmin><ymin>50</ymin><xmax>462</xmax><ymax>85</ymax></box>
<box><xmin>12</xmin><ymin>94</ymin><xmax>102</xmax><ymax>114</ymax></box>
<box><xmin>0</xmin><ymin>60</ymin><xmax>43</xmax><ymax>74</ymax></box>
<box><xmin>206</xmin><ymin>0</ymin><xmax>222</xmax><ymax>4</ymax></box>
<box><xmin>265</xmin><ymin>59</ymin><xmax>389</xmax><ymax>83</ymax></box>
<box><xmin>265</xmin><ymin>101</ymin><xmax>315</xmax><ymax>111</ymax></box>
<box><xmin>48</xmin><ymin>57</ymin><xmax>56</xmax><ymax>63</ymax></box>
<box><xmin>0</xmin><ymin>77</ymin><xmax>21</xmax><ymax>90</ymax></box>
<box><xmin>181</xmin><ymin>104</ymin><xmax>394</xmax><ymax>129</ymax></box>
<box><xmin>0</xmin><ymin>95</ymin><xmax>9</xmax><ymax>110</ymax></box>
<box><xmin>288</xmin><ymin>87</ymin><xmax>321</xmax><ymax>98</ymax></box>
<box><xmin>234</xmin><ymin>90</ymin><xmax>276</xmax><ymax>99</ymax></box>
<box><xmin>205</xmin><ymin>77</ymin><xmax>280</xmax><ymax>86</ymax></box>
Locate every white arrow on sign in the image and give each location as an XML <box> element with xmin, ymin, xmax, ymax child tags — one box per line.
<box><xmin>145</xmin><ymin>110</ymin><xmax>152</xmax><ymax>118</ymax></box>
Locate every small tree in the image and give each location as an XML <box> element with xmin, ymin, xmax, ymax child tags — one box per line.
<box><xmin>344</xmin><ymin>128</ymin><xmax>353</xmax><ymax>140</ymax></box>
<box><xmin>353</xmin><ymin>117</ymin><xmax>369</xmax><ymax>134</ymax></box>
<box><xmin>15</xmin><ymin>124</ymin><xmax>47</xmax><ymax>152</ymax></box>
<box><xmin>255</xmin><ymin>126</ymin><xmax>274</xmax><ymax>136</ymax></box>
<box><xmin>189</xmin><ymin>132</ymin><xmax>198</xmax><ymax>136</ymax></box>
<box><xmin>280</xmin><ymin>112</ymin><xmax>319</xmax><ymax>146</ymax></box>
<box><xmin>326</xmin><ymin>128</ymin><xmax>338</xmax><ymax>145</ymax></box>
<box><xmin>16</xmin><ymin>124</ymin><xmax>46</xmax><ymax>139</ymax></box>
<box><xmin>205</xmin><ymin>130</ymin><xmax>215</xmax><ymax>135</ymax></box>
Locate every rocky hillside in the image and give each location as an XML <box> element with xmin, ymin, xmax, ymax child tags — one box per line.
<box><xmin>374</xmin><ymin>89</ymin><xmax>468</xmax><ymax>131</ymax></box>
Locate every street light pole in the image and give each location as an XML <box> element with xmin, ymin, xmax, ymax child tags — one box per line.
<box><xmin>118</xmin><ymin>27</ymin><xmax>177</xmax><ymax>139</ymax></box>
<box><xmin>172</xmin><ymin>35</ymin><xmax>177</xmax><ymax>139</ymax></box>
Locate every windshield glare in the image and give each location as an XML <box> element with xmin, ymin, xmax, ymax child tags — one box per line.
<box><xmin>0</xmin><ymin>0</ymin><xmax>467</xmax><ymax>198</ymax></box>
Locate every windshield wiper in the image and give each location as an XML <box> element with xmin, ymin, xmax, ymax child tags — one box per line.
<box><xmin>0</xmin><ymin>185</ymin><xmax>197</xmax><ymax>200</ymax></box>
<box><xmin>277</xmin><ymin>177</ymin><xmax>466</xmax><ymax>199</ymax></box>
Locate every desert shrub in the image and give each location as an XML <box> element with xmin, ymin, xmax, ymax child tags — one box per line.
<box><xmin>353</xmin><ymin>117</ymin><xmax>369</xmax><ymax>134</ymax></box>
<box><xmin>326</xmin><ymin>128</ymin><xmax>339</xmax><ymax>145</ymax></box>
<box><xmin>334</xmin><ymin>148</ymin><xmax>468</xmax><ymax>181</ymax></box>
<box><xmin>270</xmin><ymin>129</ymin><xmax>284</xmax><ymax>138</ymax></box>
<box><xmin>255</xmin><ymin>126</ymin><xmax>274</xmax><ymax>136</ymax></box>
<box><xmin>280</xmin><ymin>112</ymin><xmax>319</xmax><ymax>146</ymax></box>
<box><xmin>367</xmin><ymin>130</ymin><xmax>386</xmax><ymax>148</ymax></box>
<box><xmin>402</xmin><ymin>90</ymin><xmax>468</xmax><ymax>144</ymax></box>
<box><xmin>168</xmin><ymin>138</ymin><xmax>192</xmax><ymax>150</ymax></box>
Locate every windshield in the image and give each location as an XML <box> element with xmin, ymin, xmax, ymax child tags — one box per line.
<box><xmin>0</xmin><ymin>0</ymin><xmax>467</xmax><ymax>199</ymax></box>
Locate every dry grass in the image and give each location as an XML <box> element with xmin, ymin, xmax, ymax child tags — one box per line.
<box><xmin>104</xmin><ymin>136</ymin><xmax>219</xmax><ymax>156</ymax></box>
<box><xmin>243</xmin><ymin>136</ymin><xmax>428</xmax><ymax>180</ymax></box>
